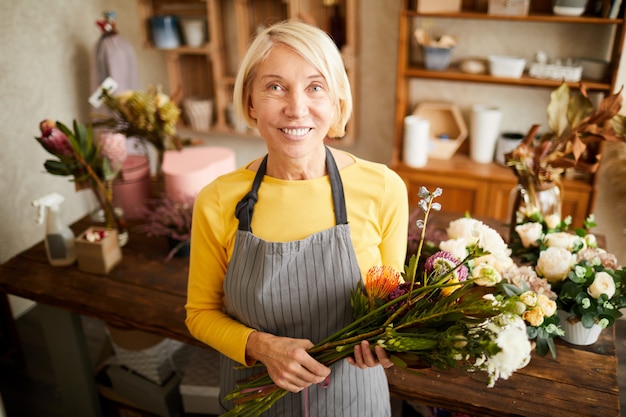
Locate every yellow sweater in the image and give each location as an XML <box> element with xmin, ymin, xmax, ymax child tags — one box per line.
<box><xmin>185</xmin><ymin>153</ymin><xmax>409</xmax><ymax>365</ymax></box>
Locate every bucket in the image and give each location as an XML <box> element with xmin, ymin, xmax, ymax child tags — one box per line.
<box><xmin>113</xmin><ymin>155</ymin><xmax>152</xmax><ymax>219</ymax></box>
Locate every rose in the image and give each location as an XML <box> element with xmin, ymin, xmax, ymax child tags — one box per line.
<box><xmin>544</xmin><ymin>213</ymin><xmax>561</xmax><ymax>230</ymax></box>
<box><xmin>475</xmin><ymin>223</ymin><xmax>511</xmax><ymax>259</ymax></box>
<box><xmin>543</xmin><ymin>232</ymin><xmax>585</xmax><ymax>253</ymax></box>
<box><xmin>536</xmin><ymin>294</ymin><xmax>557</xmax><ymax>317</ymax></box>
<box><xmin>471</xmin><ymin>263</ymin><xmax>502</xmax><ymax>287</ymax></box>
<box><xmin>515</xmin><ymin>222</ymin><xmax>543</xmax><ymax>248</ymax></box>
<box><xmin>519</xmin><ymin>291</ymin><xmax>537</xmax><ymax>307</ymax></box>
<box><xmin>536</xmin><ymin>246</ymin><xmax>577</xmax><ymax>282</ymax></box>
<box><xmin>587</xmin><ymin>271</ymin><xmax>616</xmax><ymax>299</ymax></box>
<box><xmin>523</xmin><ymin>307</ymin><xmax>545</xmax><ymax>327</ymax></box>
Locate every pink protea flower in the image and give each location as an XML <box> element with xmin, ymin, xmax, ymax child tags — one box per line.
<box><xmin>37</xmin><ymin>119</ymin><xmax>74</xmax><ymax>158</ymax></box>
<box><xmin>98</xmin><ymin>131</ymin><xmax>127</xmax><ymax>172</ymax></box>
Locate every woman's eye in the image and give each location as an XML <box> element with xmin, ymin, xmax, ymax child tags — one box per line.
<box><xmin>269</xmin><ymin>84</ymin><xmax>282</xmax><ymax>92</ymax></box>
<box><xmin>310</xmin><ymin>84</ymin><xmax>323</xmax><ymax>92</ymax></box>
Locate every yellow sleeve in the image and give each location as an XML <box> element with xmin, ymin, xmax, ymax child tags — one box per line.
<box><xmin>185</xmin><ymin>170</ymin><xmax>255</xmax><ymax>366</ymax></box>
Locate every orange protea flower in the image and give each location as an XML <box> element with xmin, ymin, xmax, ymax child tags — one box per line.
<box><xmin>364</xmin><ymin>266</ymin><xmax>402</xmax><ymax>307</ymax></box>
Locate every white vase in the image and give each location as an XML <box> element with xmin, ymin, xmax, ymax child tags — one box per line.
<box><xmin>557</xmin><ymin>310</ymin><xmax>602</xmax><ymax>346</ymax></box>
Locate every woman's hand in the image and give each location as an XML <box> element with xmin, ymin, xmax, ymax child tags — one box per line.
<box><xmin>347</xmin><ymin>340</ymin><xmax>394</xmax><ymax>369</ymax></box>
<box><xmin>246</xmin><ymin>332</ymin><xmax>331</xmax><ymax>393</ymax></box>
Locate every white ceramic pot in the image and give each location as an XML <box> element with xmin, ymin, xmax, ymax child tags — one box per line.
<box><xmin>552</xmin><ymin>0</ymin><xmax>589</xmax><ymax>16</ymax></box>
<box><xmin>557</xmin><ymin>310</ymin><xmax>602</xmax><ymax>345</ymax></box>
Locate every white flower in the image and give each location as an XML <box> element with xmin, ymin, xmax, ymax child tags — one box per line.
<box><xmin>472</xmin><ymin>263</ymin><xmax>502</xmax><ymax>287</ymax></box>
<box><xmin>536</xmin><ymin>246</ymin><xmax>577</xmax><ymax>282</ymax></box>
<box><xmin>439</xmin><ymin>238</ymin><xmax>469</xmax><ymax>261</ymax></box>
<box><xmin>476</xmin><ymin>224</ymin><xmax>511</xmax><ymax>259</ymax></box>
<box><xmin>543</xmin><ymin>232</ymin><xmax>585</xmax><ymax>252</ymax></box>
<box><xmin>544</xmin><ymin>213</ymin><xmax>561</xmax><ymax>230</ymax></box>
<box><xmin>585</xmin><ymin>234</ymin><xmax>598</xmax><ymax>248</ymax></box>
<box><xmin>515</xmin><ymin>222</ymin><xmax>543</xmax><ymax>248</ymax></box>
<box><xmin>446</xmin><ymin>217</ymin><xmax>481</xmax><ymax>244</ymax></box>
<box><xmin>587</xmin><ymin>271</ymin><xmax>616</xmax><ymax>299</ymax></box>
<box><xmin>484</xmin><ymin>314</ymin><xmax>532</xmax><ymax>387</ymax></box>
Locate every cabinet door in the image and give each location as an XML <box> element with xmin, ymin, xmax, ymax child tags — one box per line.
<box><xmin>402</xmin><ymin>170</ymin><xmax>489</xmax><ymax>216</ymax></box>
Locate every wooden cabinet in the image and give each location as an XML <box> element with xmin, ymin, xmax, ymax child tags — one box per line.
<box><xmin>136</xmin><ymin>0</ymin><xmax>358</xmax><ymax>144</ymax></box>
<box><xmin>393</xmin><ymin>0</ymin><xmax>625</xmax><ymax>224</ymax></box>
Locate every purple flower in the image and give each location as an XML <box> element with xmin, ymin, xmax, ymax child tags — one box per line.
<box><xmin>425</xmin><ymin>251</ymin><xmax>468</xmax><ymax>282</ymax></box>
<box><xmin>37</xmin><ymin>119</ymin><xmax>74</xmax><ymax>158</ymax></box>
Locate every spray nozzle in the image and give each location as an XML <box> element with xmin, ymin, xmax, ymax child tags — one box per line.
<box><xmin>32</xmin><ymin>192</ymin><xmax>65</xmax><ymax>225</ymax></box>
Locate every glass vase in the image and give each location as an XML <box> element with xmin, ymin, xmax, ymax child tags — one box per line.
<box><xmin>508</xmin><ymin>177</ymin><xmax>563</xmax><ymax>243</ymax></box>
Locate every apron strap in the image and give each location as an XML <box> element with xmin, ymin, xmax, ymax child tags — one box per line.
<box><xmin>235</xmin><ymin>147</ymin><xmax>348</xmax><ymax>232</ymax></box>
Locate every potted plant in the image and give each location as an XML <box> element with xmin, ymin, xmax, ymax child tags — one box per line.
<box><xmin>136</xmin><ymin>194</ymin><xmax>194</xmax><ymax>261</ymax></box>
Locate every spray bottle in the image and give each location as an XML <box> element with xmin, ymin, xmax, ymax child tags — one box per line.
<box><xmin>32</xmin><ymin>192</ymin><xmax>77</xmax><ymax>266</ymax></box>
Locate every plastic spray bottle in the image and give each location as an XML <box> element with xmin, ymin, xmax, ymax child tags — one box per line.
<box><xmin>32</xmin><ymin>192</ymin><xmax>77</xmax><ymax>266</ymax></box>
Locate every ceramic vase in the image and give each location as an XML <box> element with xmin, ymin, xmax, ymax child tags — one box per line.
<box><xmin>557</xmin><ymin>310</ymin><xmax>602</xmax><ymax>345</ymax></box>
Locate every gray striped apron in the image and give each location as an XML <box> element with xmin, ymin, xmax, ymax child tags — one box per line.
<box><xmin>219</xmin><ymin>148</ymin><xmax>390</xmax><ymax>416</ymax></box>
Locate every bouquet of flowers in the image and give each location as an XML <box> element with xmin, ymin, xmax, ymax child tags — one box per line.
<box><xmin>35</xmin><ymin>119</ymin><xmax>127</xmax><ymax>233</ymax></box>
<box><xmin>438</xmin><ymin>216</ymin><xmax>562</xmax><ymax>358</ymax></box>
<box><xmin>93</xmin><ymin>85</ymin><xmax>182</xmax><ymax>163</ymax></box>
<box><xmin>514</xmin><ymin>215</ymin><xmax>626</xmax><ymax>330</ymax></box>
<box><xmin>222</xmin><ymin>187</ymin><xmax>535</xmax><ymax>416</ymax></box>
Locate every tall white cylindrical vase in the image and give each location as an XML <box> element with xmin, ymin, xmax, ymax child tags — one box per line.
<box><xmin>403</xmin><ymin>115</ymin><xmax>430</xmax><ymax>168</ymax></box>
<box><xmin>469</xmin><ymin>105</ymin><xmax>502</xmax><ymax>164</ymax></box>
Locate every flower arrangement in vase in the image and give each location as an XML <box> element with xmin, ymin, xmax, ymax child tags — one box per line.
<box><xmin>93</xmin><ymin>84</ymin><xmax>182</xmax><ymax>171</ymax></box>
<box><xmin>35</xmin><ymin>119</ymin><xmax>128</xmax><ymax>241</ymax></box>
<box><xmin>135</xmin><ymin>194</ymin><xmax>194</xmax><ymax>261</ymax></box>
<box><xmin>506</xmin><ymin>82</ymin><xmax>626</xmax><ymax>235</ymax></box>
<box><xmin>513</xmin><ymin>214</ymin><xmax>626</xmax><ymax>345</ymax></box>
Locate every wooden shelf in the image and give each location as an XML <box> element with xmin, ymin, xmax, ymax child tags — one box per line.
<box><xmin>137</xmin><ymin>0</ymin><xmax>358</xmax><ymax>144</ymax></box>
<box><xmin>392</xmin><ymin>1</ymin><xmax>625</xmax><ymax>224</ymax></box>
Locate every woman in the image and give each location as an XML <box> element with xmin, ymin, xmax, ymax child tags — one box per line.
<box><xmin>185</xmin><ymin>20</ymin><xmax>409</xmax><ymax>416</ymax></box>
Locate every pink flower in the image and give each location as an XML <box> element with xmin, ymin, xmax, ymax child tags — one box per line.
<box><xmin>37</xmin><ymin>119</ymin><xmax>74</xmax><ymax>158</ymax></box>
<box><xmin>98</xmin><ymin>131</ymin><xmax>127</xmax><ymax>172</ymax></box>
<box><xmin>425</xmin><ymin>251</ymin><xmax>468</xmax><ymax>282</ymax></box>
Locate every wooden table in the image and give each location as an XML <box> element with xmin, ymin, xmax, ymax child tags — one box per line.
<box><xmin>0</xmin><ymin>216</ymin><xmax>620</xmax><ymax>417</ymax></box>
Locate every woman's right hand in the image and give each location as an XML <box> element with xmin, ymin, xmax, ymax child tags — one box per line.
<box><xmin>245</xmin><ymin>331</ymin><xmax>331</xmax><ymax>393</ymax></box>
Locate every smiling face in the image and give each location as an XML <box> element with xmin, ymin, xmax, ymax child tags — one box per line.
<box><xmin>248</xmin><ymin>44</ymin><xmax>335</xmax><ymax>162</ymax></box>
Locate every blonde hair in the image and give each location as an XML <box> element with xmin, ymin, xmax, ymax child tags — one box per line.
<box><xmin>232</xmin><ymin>20</ymin><xmax>352</xmax><ymax>139</ymax></box>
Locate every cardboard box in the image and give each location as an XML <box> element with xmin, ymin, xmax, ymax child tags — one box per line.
<box><xmin>179</xmin><ymin>346</ymin><xmax>221</xmax><ymax>415</ymax></box>
<box><xmin>75</xmin><ymin>227</ymin><xmax>122</xmax><ymax>275</ymax></box>
<box><xmin>417</xmin><ymin>0</ymin><xmax>462</xmax><ymax>13</ymax></box>
<box><xmin>412</xmin><ymin>102</ymin><xmax>467</xmax><ymax>160</ymax></box>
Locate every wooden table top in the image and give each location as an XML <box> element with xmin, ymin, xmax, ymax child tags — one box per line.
<box><xmin>0</xmin><ymin>215</ymin><xmax>620</xmax><ymax>417</ymax></box>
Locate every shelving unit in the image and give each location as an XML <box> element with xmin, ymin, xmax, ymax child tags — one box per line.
<box><xmin>393</xmin><ymin>0</ymin><xmax>626</xmax><ymax>225</ymax></box>
<box><xmin>136</xmin><ymin>0</ymin><xmax>358</xmax><ymax>144</ymax></box>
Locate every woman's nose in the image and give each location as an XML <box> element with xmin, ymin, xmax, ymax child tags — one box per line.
<box><xmin>284</xmin><ymin>91</ymin><xmax>309</xmax><ymax>118</ymax></box>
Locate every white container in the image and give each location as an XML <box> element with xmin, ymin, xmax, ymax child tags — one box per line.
<box><xmin>557</xmin><ymin>310</ymin><xmax>603</xmax><ymax>345</ymax></box>
<box><xmin>495</xmin><ymin>132</ymin><xmax>524</xmax><ymax>165</ymax></box>
<box><xmin>488</xmin><ymin>55</ymin><xmax>526</xmax><ymax>78</ymax></box>
<box><xmin>488</xmin><ymin>0</ymin><xmax>530</xmax><ymax>15</ymax></box>
<box><xmin>576</xmin><ymin>58</ymin><xmax>609</xmax><ymax>81</ymax></box>
<box><xmin>469</xmin><ymin>104</ymin><xmax>502</xmax><ymax>164</ymax></box>
<box><xmin>403</xmin><ymin>115</ymin><xmax>430</xmax><ymax>168</ymax></box>
<box><xmin>417</xmin><ymin>0</ymin><xmax>462</xmax><ymax>13</ymax></box>
<box><xmin>552</xmin><ymin>0</ymin><xmax>589</xmax><ymax>16</ymax></box>
<box><xmin>181</xmin><ymin>18</ymin><xmax>206</xmax><ymax>47</ymax></box>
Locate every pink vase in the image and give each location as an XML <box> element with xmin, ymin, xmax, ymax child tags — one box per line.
<box><xmin>113</xmin><ymin>155</ymin><xmax>152</xmax><ymax>220</ymax></box>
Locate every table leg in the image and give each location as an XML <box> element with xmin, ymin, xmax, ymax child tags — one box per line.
<box><xmin>36</xmin><ymin>304</ymin><xmax>102</xmax><ymax>417</ymax></box>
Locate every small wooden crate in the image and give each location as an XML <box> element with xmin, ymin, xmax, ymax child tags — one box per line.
<box><xmin>75</xmin><ymin>227</ymin><xmax>122</xmax><ymax>275</ymax></box>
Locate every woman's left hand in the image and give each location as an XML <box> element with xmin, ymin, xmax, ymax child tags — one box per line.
<box><xmin>347</xmin><ymin>340</ymin><xmax>394</xmax><ymax>369</ymax></box>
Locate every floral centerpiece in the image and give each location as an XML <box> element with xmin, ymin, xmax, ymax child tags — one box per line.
<box><xmin>35</xmin><ymin>119</ymin><xmax>127</xmax><ymax>236</ymax></box>
<box><xmin>135</xmin><ymin>194</ymin><xmax>194</xmax><ymax>261</ymax></box>
<box><xmin>506</xmin><ymin>82</ymin><xmax>626</xmax><ymax>232</ymax></box>
<box><xmin>93</xmin><ymin>85</ymin><xmax>182</xmax><ymax>169</ymax></box>
<box><xmin>222</xmin><ymin>187</ymin><xmax>539</xmax><ymax>416</ymax></box>
<box><xmin>513</xmin><ymin>215</ymin><xmax>626</xmax><ymax>341</ymax></box>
